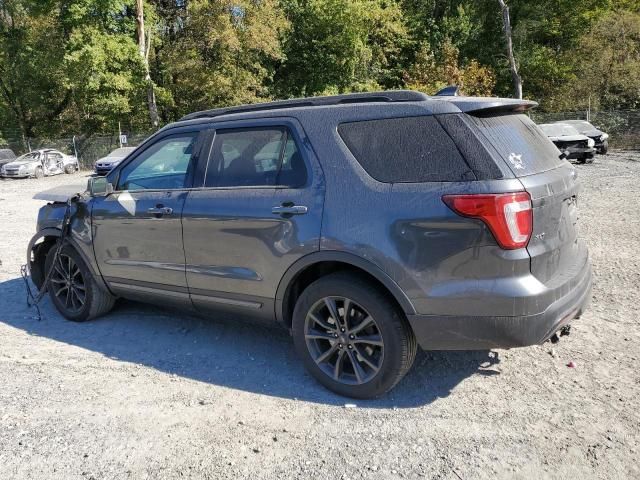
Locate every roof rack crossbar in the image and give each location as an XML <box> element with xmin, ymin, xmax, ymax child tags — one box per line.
<box><xmin>180</xmin><ymin>90</ymin><xmax>428</xmax><ymax>121</ymax></box>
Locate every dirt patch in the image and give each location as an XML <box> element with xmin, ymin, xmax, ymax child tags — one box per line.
<box><xmin>0</xmin><ymin>156</ymin><xmax>639</xmax><ymax>479</ymax></box>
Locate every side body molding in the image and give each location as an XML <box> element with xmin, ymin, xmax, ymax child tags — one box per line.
<box><xmin>274</xmin><ymin>250</ymin><xmax>417</xmax><ymax>326</ymax></box>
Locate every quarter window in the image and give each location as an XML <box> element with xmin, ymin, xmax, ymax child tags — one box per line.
<box><xmin>117</xmin><ymin>133</ymin><xmax>198</xmax><ymax>191</ymax></box>
<box><xmin>205</xmin><ymin>127</ymin><xmax>307</xmax><ymax>188</ymax></box>
<box><xmin>338</xmin><ymin>116</ymin><xmax>475</xmax><ymax>183</ymax></box>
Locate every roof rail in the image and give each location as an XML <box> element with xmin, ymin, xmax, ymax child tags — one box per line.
<box><xmin>180</xmin><ymin>90</ymin><xmax>429</xmax><ymax>121</ymax></box>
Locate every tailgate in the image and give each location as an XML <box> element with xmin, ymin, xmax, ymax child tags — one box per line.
<box><xmin>464</xmin><ymin>112</ymin><xmax>589</xmax><ymax>286</ymax></box>
<box><xmin>518</xmin><ymin>164</ymin><xmax>588</xmax><ymax>285</ymax></box>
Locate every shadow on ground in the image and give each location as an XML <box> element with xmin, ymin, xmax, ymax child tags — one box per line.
<box><xmin>0</xmin><ymin>276</ymin><xmax>500</xmax><ymax>408</ymax></box>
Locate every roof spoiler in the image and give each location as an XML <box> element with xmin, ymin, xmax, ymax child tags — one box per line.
<box><xmin>436</xmin><ymin>96</ymin><xmax>538</xmax><ymax>114</ymax></box>
<box><xmin>435</xmin><ymin>85</ymin><xmax>459</xmax><ymax>96</ymax></box>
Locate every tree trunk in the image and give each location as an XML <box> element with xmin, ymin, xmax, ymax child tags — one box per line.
<box><xmin>136</xmin><ymin>0</ymin><xmax>159</xmax><ymax>128</ymax></box>
<box><xmin>498</xmin><ymin>0</ymin><xmax>522</xmax><ymax>99</ymax></box>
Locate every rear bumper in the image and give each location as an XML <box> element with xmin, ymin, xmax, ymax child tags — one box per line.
<box><xmin>407</xmin><ymin>261</ymin><xmax>592</xmax><ymax>350</ymax></box>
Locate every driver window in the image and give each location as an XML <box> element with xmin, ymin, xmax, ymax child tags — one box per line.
<box><xmin>117</xmin><ymin>133</ymin><xmax>198</xmax><ymax>191</ymax></box>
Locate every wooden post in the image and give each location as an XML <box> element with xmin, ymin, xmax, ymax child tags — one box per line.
<box><xmin>136</xmin><ymin>0</ymin><xmax>159</xmax><ymax>128</ymax></box>
<box><xmin>498</xmin><ymin>0</ymin><xmax>523</xmax><ymax>99</ymax></box>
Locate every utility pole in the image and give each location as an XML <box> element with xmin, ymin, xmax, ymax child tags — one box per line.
<box><xmin>136</xmin><ymin>0</ymin><xmax>159</xmax><ymax>128</ymax></box>
<box><xmin>498</xmin><ymin>0</ymin><xmax>523</xmax><ymax>99</ymax></box>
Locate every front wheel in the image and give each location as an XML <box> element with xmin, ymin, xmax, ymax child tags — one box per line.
<box><xmin>292</xmin><ymin>273</ymin><xmax>416</xmax><ymax>398</ymax></box>
<box><xmin>34</xmin><ymin>167</ymin><xmax>44</xmax><ymax>179</ymax></box>
<box><xmin>45</xmin><ymin>244</ymin><xmax>115</xmax><ymax>321</ymax></box>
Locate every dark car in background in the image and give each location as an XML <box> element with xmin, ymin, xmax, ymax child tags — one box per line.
<box><xmin>94</xmin><ymin>146</ymin><xmax>137</xmax><ymax>176</ymax></box>
<box><xmin>556</xmin><ymin>120</ymin><xmax>609</xmax><ymax>154</ymax></box>
<box><xmin>0</xmin><ymin>148</ymin><xmax>17</xmax><ymax>169</ymax></box>
<box><xmin>539</xmin><ymin>123</ymin><xmax>595</xmax><ymax>163</ymax></box>
<box><xmin>27</xmin><ymin>91</ymin><xmax>592</xmax><ymax>398</ymax></box>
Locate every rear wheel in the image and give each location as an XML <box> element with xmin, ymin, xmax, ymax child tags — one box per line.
<box><xmin>292</xmin><ymin>273</ymin><xmax>416</xmax><ymax>398</ymax></box>
<box><xmin>64</xmin><ymin>164</ymin><xmax>76</xmax><ymax>174</ymax></box>
<box><xmin>45</xmin><ymin>244</ymin><xmax>115</xmax><ymax>321</ymax></box>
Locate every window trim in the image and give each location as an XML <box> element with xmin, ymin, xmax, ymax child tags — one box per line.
<box><xmin>195</xmin><ymin>118</ymin><xmax>312</xmax><ymax>191</ymax></box>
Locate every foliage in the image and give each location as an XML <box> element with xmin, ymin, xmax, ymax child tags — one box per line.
<box><xmin>274</xmin><ymin>0</ymin><xmax>408</xmax><ymax>96</ymax></box>
<box><xmin>404</xmin><ymin>40</ymin><xmax>495</xmax><ymax>96</ymax></box>
<box><xmin>155</xmin><ymin>0</ymin><xmax>288</xmax><ymax>118</ymax></box>
<box><xmin>547</xmin><ymin>10</ymin><xmax>640</xmax><ymax>110</ymax></box>
<box><xmin>0</xmin><ymin>0</ymin><xmax>637</xmax><ymax>140</ymax></box>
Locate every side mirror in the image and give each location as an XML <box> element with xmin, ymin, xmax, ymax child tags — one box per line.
<box><xmin>87</xmin><ymin>176</ymin><xmax>114</xmax><ymax>197</ymax></box>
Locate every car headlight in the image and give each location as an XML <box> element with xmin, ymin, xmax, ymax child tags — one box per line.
<box><xmin>18</xmin><ymin>165</ymin><xmax>26</xmax><ymax>171</ymax></box>
<box><xmin>601</xmin><ymin>133</ymin><xmax>609</xmax><ymax>140</ymax></box>
<box><xmin>587</xmin><ymin>138</ymin><xmax>595</xmax><ymax>148</ymax></box>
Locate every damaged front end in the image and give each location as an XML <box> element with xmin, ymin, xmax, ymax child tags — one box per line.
<box><xmin>27</xmin><ymin>186</ymin><xmax>92</xmax><ymax>290</ymax></box>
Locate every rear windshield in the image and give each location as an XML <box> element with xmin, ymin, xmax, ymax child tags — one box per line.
<box><xmin>337</xmin><ymin>116</ymin><xmax>475</xmax><ymax>183</ymax></box>
<box><xmin>466</xmin><ymin>113</ymin><xmax>564</xmax><ymax>176</ymax></box>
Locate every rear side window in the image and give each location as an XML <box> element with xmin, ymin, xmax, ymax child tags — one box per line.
<box><xmin>465</xmin><ymin>114</ymin><xmax>564</xmax><ymax>176</ymax></box>
<box><xmin>205</xmin><ymin>127</ymin><xmax>307</xmax><ymax>188</ymax></box>
<box><xmin>337</xmin><ymin>116</ymin><xmax>475</xmax><ymax>183</ymax></box>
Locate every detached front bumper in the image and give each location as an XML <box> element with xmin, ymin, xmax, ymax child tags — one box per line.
<box><xmin>407</xmin><ymin>261</ymin><xmax>592</xmax><ymax>350</ymax></box>
<box><xmin>565</xmin><ymin>146</ymin><xmax>595</xmax><ymax>160</ymax></box>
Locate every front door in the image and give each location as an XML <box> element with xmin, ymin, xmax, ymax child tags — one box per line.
<box><xmin>182</xmin><ymin>120</ymin><xmax>324</xmax><ymax>321</ymax></box>
<box><xmin>92</xmin><ymin>131</ymin><xmax>204</xmax><ymax>306</ymax></box>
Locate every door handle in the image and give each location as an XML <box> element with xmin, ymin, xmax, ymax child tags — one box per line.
<box><xmin>272</xmin><ymin>204</ymin><xmax>308</xmax><ymax>216</ymax></box>
<box><xmin>148</xmin><ymin>206</ymin><xmax>173</xmax><ymax>216</ymax></box>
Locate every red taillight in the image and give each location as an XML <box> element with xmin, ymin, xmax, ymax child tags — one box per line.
<box><xmin>442</xmin><ymin>192</ymin><xmax>533</xmax><ymax>249</ymax></box>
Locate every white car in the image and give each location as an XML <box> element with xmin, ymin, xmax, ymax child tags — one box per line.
<box><xmin>94</xmin><ymin>147</ymin><xmax>136</xmax><ymax>176</ymax></box>
<box><xmin>0</xmin><ymin>149</ymin><xmax>79</xmax><ymax>178</ymax></box>
<box><xmin>538</xmin><ymin>123</ymin><xmax>596</xmax><ymax>163</ymax></box>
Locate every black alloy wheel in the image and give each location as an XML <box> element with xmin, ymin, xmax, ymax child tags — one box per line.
<box><xmin>304</xmin><ymin>296</ymin><xmax>384</xmax><ymax>385</ymax></box>
<box><xmin>292</xmin><ymin>272</ymin><xmax>416</xmax><ymax>399</ymax></box>
<box><xmin>49</xmin><ymin>252</ymin><xmax>86</xmax><ymax>314</ymax></box>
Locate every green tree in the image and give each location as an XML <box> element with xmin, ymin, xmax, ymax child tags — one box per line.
<box><xmin>275</xmin><ymin>0</ymin><xmax>408</xmax><ymax>96</ymax></box>
<box><xmin>156</xmin><ymin>0</ymin><xmax>288</xmax><ymax>118</ymax></box>
<box><xmin>549</xmin><ymin>10</ymin><xmax>640</xmax><ymax>111</ymax></box>
<box><xmin>0</xmin><ymin>0</ymin><xmax>148</xmax><ymax>143</ymax></box>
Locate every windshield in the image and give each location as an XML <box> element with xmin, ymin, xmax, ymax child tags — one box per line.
<box><xmin>109</xmin><ymin>147</ymin><xmax>135</xmax><ymax>157</ymax></box>
<box><xmin>539</xmin><ymin>123</ymin><xmax>580</xmax><ymax>137</ymax></box>
<box><xmin>16</xmin><ymin>152</ymin><xmax>40</xmax><ymax>161</ymax></box>
<box><xmin>466</xmin><ymin>114</ymin><xmax>564</xmax><ymax>176</ymax></box>
<box><xmin>564</xmin><ymin>120</ymin><xmax>594</xmax><ymax>130</ymax></box>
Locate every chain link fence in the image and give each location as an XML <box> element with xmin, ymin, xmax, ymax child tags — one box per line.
<box><xmin>3</xmin><ymin>132</ymin><xmax>154</xmax><ymax>170</ymax></box>
<box><xmin>529</xmin><ymin>110</ymin><xmax>640</xmax><ymax>150</ymax></box>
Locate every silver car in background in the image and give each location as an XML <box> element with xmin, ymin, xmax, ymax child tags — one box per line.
<box><xmin>94</xmin><ymin>147</ymin><xmax>136</xmax><ymax>176</ymax></box>
<box><xmin>1</xmin><ymin>149</ymin><xmax>79</xmax><ymax>178</ymax></box>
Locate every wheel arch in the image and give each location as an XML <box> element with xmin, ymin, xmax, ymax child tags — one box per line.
<box><xmin>275</xmin><ymin>251</ymin><xmax>416</xmax><ymax>328</ymax></box>
<box><xmin>27</xmin><ymin>228</ymin><xmax>110</xmax><ymax>293</ymax></box>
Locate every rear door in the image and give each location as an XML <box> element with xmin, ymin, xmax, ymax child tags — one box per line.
<box><xmin>464</xmin><ymin>113</ymin><xmax>588</xmax><ymax>286</ymax></box>
<box><xmin>182</xmin><ymin>118</ymin><xmax>324</xmax><ymax>322</ymax></box>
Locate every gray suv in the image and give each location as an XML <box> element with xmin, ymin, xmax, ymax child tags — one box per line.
<box><xmin>27</xmin><ymin>91</ymin><xmax>592</xmax><ymax>398</ymax></box>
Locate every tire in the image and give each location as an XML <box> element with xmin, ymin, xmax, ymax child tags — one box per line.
<box><xmin>292</xmin><ymin>272</ymin><xmax>416</xmax><ymax>399</ymax></box>
<box><xmin>64</xmin><ymin>164</ymin><xmax>76</xmax><ymax>174</ymax></box>
<box><xmin>34</xmin><ymin>167</ymin><xmax>44</xmax><ymax>179</ymax></box>
<box><xmin>45</xmin><ymin>243</ymin><xmax>115</xmax><ymax>322</ymax></box>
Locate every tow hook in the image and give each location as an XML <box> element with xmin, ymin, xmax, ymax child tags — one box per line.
<box><xmin>549</xmin><ymin>325</ymin><xmax>572</xmax><ymax>344</ymax></box>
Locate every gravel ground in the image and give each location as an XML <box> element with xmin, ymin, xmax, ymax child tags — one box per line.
<box><xmin>0</xmin><ymin>153</ymin><xmax>639</xmax><ymax>480</ymax></box>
